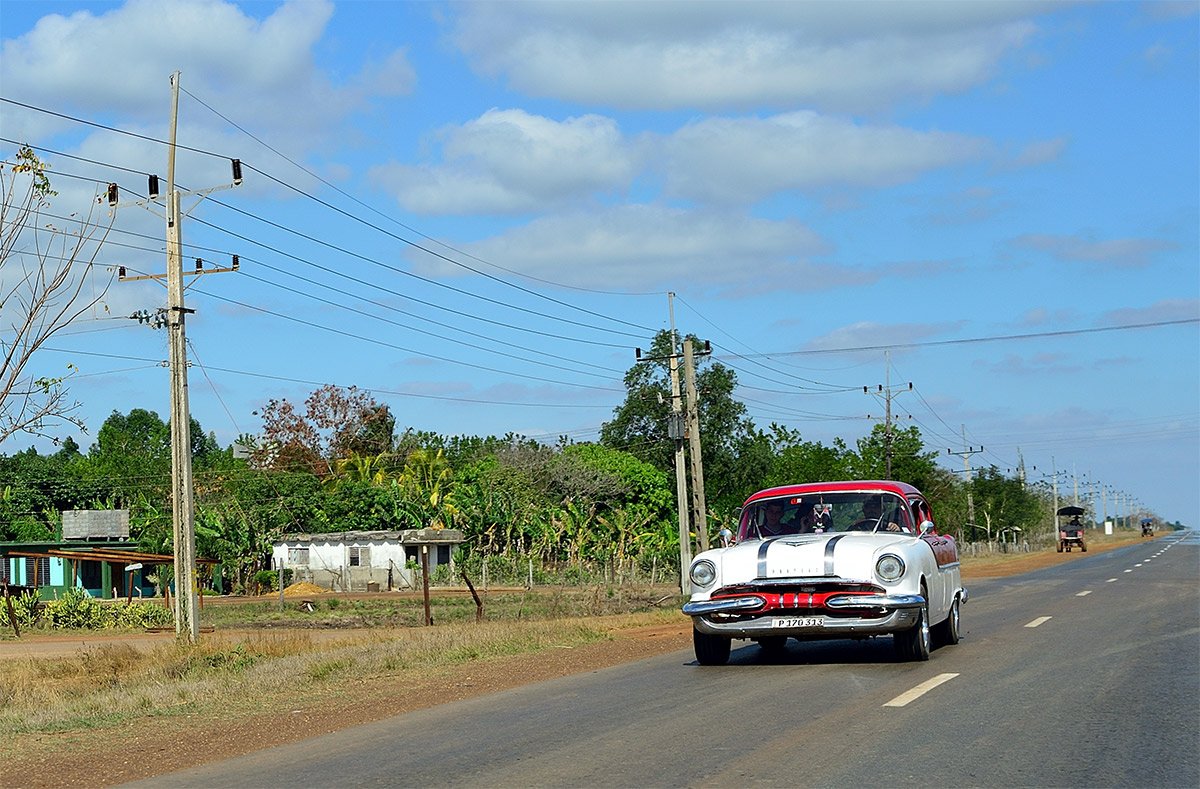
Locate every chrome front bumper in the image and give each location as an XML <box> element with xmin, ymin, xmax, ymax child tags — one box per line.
<box><xmin>684</xmin><ymin>592</ymin><xmax>927</xmax><ymax>638</ymax></box>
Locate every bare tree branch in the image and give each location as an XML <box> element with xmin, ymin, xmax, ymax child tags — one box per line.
<box><xmin>0</xmin><ymin>145</ymin><xmax>115</xmax><ymax>446</ymax></box>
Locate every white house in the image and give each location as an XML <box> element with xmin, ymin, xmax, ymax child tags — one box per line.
<box><xmin>272</xmin><ymin>529</ymin><xmax>465</xmax><ymax>592</ymax></box>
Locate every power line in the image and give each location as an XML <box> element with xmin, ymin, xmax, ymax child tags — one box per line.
<box><xmin>180</xmin><ymin>86</ymin><xmax>663</xmax><ymax>299</ymax></box>
<box><xmin>1</xmin><ymin>98</ymin><xmax>659</xmax><ymax>335</ymax></box>
<box><xmin>745</xmin><ymin>319</ymin><xmax>1200</xmax><ymax>357</ymax></box>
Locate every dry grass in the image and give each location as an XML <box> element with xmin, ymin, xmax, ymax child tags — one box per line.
<box><xmin>0</xmin><ymin>610</ymin><xmax>677</xmax><ymax>740</ymax></box>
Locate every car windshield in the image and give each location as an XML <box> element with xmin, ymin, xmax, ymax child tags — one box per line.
<box><xmin>738</xmin><ymin>491</ymin><xmax>914</xmax><ymax>540</ymax></box>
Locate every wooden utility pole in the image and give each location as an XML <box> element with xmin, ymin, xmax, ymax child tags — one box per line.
<box><xmin>947</xmin><ymin>426</ymin><xmax>983</xmax><ymax>538</ymax></box>
<box><xmin>864</xmin><ymin>351</ymin><xmax>911</xmax><ymax>479</ymax></box>
<box><xmin>118</xmin><ymin>71</ymin><xmax>241</xmax><ymax>642</ymax></box>
<box><xmin>667</xmin><ymin>293</ymin><xmax>691</xmax><ymax>593</ymax></box>
<box><xmin>683</xmin><ymin>340</ymin><xmax>709</xmax><ymax>551</ymax></box>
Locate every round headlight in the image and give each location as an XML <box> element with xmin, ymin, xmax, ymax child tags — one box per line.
<box><xmin>690</xmin><ymin>559</ymin><xmax>717</xmax><ymax>588</ymax></box>
<box><xmin>875</xmin><ymin>554</ymin><xmax>905</xmax><ymax>582</ymax></box>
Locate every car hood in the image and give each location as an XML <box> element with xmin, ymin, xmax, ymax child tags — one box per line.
<box><xmin>697</xmin><ymin>532</ymin><xmax>915</xmax><ymax>588</ymax></box>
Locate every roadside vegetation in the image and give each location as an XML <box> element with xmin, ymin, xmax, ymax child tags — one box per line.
<box><xmin>0</xmin><ymin>587</ymin><xmax>679</xmax><ymax>739</ymax></box>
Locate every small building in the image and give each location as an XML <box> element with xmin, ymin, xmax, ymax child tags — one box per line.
<box><xmin>1</xmin><ymin>540</ymin><xmax>160</xmax><ymax>600</ymax></box>
<box><xmin>272</xmin><ymin>528</ymin><xmax>466</xmax><ymax>592</ymax></box>
<box><xmin>0</xmin><ymin>509</ymin><xmax>156</xmax><ymax>600</ymax></box>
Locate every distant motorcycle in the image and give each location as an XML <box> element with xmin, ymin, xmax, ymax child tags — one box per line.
<box><xmin>1141</xmin><ymin>518</ymin><xmax>1154</xmax><ymax>537</ymax></box>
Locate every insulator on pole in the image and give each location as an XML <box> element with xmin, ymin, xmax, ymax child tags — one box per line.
<box><xmin>107</xmin><ymin>183</ymin><xmax>119</xmax><ymax>206</ymax></box>
<box><xmin>232</xmin><ymin>254</ymin><xmax>239</xmax><ymax>270</ymax></box>
<box><xmin>231</xmin><ymin>159</ymin><xmax>243</xmax><ymax>185</ymax></box>
<box><xmin>195</xmin><ymin>258</ymin><xmax>203</xmax><ymax>271</ymax></box>
<box><xmin>148</xmin><ymin>175</ymin><xmax>160</xmax><ymax>199</ymax></box>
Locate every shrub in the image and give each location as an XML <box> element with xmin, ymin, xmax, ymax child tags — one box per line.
<box><xmin>253</xmin><ymin>569</ymin><xmax>293</xmax><ymax>593</ymax></box>
<box><xmin>45</xmin><ymin>588</ymin><xmax>109</xmax><ymax>629</ymax></box>
<box><xmin>0</xmin><ymin>590</ymin><xmax>44</xmax><ymax>628</ymax></box>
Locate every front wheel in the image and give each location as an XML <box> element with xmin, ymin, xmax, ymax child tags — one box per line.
<box><xmin>1057</xmin><ymin>541</ymin><xmax>1064</xmax><ymax>553</ymax></box>
<box><xmin>1080</xmin><ymin>543</ymin><xmax>1087</xmax><ymax>552</ymax></box>
<box><xmin>933</xmin><ymin>596</ymin><xmax>961</xmax><ymax>646</ymax></box>
<box><xmin>895</xmin><ymin>590</ymin><xmax>931</xmax><ymax>662</ymax></box>
<box><xmin>693</xmin><ymin>627</ymin><xmax>731</xmax><ymax>665</ymax></box>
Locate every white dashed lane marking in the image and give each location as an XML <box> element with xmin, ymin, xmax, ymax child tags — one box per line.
<box><xmin>1076</xmin><ymin>591</ymin><xmax>1092</xmax><ymax>597</ymax></box>
<box><xmin>884</xmin><ymin>673</ymin><xmax>960</xmax><ymax>708</ymax></box>
<box><xmin>1025</xmin><ymin>616</ymin><xmax>1052</xmax><ymax>628</ymax></box>
<box><xmin>1107</xmin><ymin>578</ymin><xmax>1118</xmax><ymax>583</ymax></box>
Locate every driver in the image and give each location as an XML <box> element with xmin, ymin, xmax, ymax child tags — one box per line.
<box><xmin>850</xmin><ymin>497</ymin><xmax>902</xmax><ymax>532</ymax></box>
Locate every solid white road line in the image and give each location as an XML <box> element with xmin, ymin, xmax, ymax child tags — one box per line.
<box><xmin>1025</xmin><ymin>616</ymin><xmax>1052</xmax><ymax>628</ymax></box>
<box><xmin>884</xmin><ymin>673</ymin><xmax>960</xmax><ymax>708</ymax></box>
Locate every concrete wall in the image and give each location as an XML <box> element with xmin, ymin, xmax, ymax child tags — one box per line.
<box><xmin>272</xmin><ymin>538</ymin><xmax>456</xmax><ymax>592</ymax></box>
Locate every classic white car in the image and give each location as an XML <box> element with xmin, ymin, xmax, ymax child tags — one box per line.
<box><xmin>682</xmin><ymin>481</ymin><xmax>967</xmax><ymax>665</ymax></box>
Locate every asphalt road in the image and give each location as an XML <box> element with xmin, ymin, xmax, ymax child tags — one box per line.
<box><xmin>130</xmin><ymin>533</ymin><xmax>1199</xmax><ymax>789</ymax></box>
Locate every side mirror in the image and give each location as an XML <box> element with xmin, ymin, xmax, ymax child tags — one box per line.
<box><xmin>919</xmin><ymin>520</ymin><xmax>936</xmax><ymax>535</ymax></box>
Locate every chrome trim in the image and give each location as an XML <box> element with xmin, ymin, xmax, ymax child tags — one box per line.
<box><xmin>682</xmin><ymin>596</ymin><xmax>766</xmax><ymax>616</ymax></box>
<box><xmin>693</xmin><ymin>608</ymin><xmax>922</xmax><ymax>638</ymax></box>
<box><xmin>727</xmin><ymin>575</ymin><xmax>877</xmax><ymax>589</ymax></box>
<box><xmin>960</xmin><ymin>586</ymin><xmax>969</xmax><ymax>604</ymax></box>
<box><xmin>825</xmin><ymin>593</ymin><xmax>925</xmax><ymax>609</ymax></box>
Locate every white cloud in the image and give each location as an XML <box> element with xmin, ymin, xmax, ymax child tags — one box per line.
<box><xmin>1099</xmin><ymin>299</ymin><xmax>1200</xmax><ymax>327</ymax></box>
<box><xmin>451</xmin><ymin>0</ymin><xmax>1043</xmax><ymax>112</ymax></box>
<box><xmin>370</xmin><ymin>109</ymin><xmax>635</xmax><ymax>214</ymax></box>
<box><xmin>373</xmin><ymin>107</ymin><xmax>990</xmax><ymax>214</ymax></box>
<box><xmin>409</xmin><ymin>204</ymin><xmax>839</xmax><ymax>294</ymax></box>
<box><xmin>1012</xmin><ymin>233</ymin><xmax>1176</xmax><ymax>269</ymax></box>
<box><xmin>1</xmin><ymin>0</ymin><xmax>412</xmax><ymax>151</ymax></box>
<box><xmin>1008</xmin><ymin>136</ymin><xmax>1068</xmax><ymax>168</ymax></box>
<box><xmin>661</xmin><ymin>112</ymin><xmax>989</xmax><ymax>203</ymax></box>
<box><xmin>803</xmin><ymin>321</ymin><xmax>961</xmax><ymax>351</ymax></box>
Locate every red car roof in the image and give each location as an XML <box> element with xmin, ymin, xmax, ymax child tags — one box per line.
<box><xmin>743</xmin><ymin>480</ymin><xmax>923</xmax><ymax>506</ymax></box>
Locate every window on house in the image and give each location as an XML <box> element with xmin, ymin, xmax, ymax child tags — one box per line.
<box><xmin>405</xmin><ymin>546</ymin><xmax>419</xmax><ymax>563</ymax></box>
<box><xmin>287</xmin><ymin>547</ymin><xmax>310</xmax><ymax>565</ymax></box>
<box><xmin>348</xmin><ymin>546</ymin><xmax>369</xmax><ymax>567</ymax></box>
<box><xmin>24</xmin><ymin>556</ymin><xmax>51</xmax><ymax>586</ymax></box>
<box><xmin>437</xmin><ymin>545</ymin><xmax>450</xmax><ymax>565</ymax></box>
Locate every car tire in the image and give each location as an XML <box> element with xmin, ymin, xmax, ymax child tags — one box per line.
<box><xmin>1057</xmin><ymin>542</ymin><xmax>1064</xmax><ymax>553</ymax></box>
<box><xmin>895</xmin><ymin>587</ymin><xmax>931</xmax><ymax>662</ymax></box>
<box><xmin>933</xmin><ymin>595</ymin><xmax>960</xmax><ymax>647</ymax></box>
<box><xmin>693</xmin><ymin>627</ymin><xmax>731</xmax><ymax>666</ymax></box>
<box><xmin>1081</xmin><ymin>543</ymin><xmax>1087</xmax><ymax>552</ymax></box>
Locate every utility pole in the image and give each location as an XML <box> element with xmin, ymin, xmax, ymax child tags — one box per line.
<box><xmin>683</xmin><ymin>338</ymin><xmax>711</xmax><ymax>552</ymax></box>
<box><xmin>667</xmin><ymin>294</ymin><xmax>690</xmax><ymax>594</ymax></box>
<box><xmin>118</xmin><ymin>71</ymin><xmax>241</xmax><ymax>642</ymax></box>
<box><xmin>947</xmin><ymin>426</ymin><xmax>983</xmax><ymax>539</ymax></box>
<box><xmin>635</xmin><ymin>292</ymin><xmax>690</xmax><ymax>594</ymax></box>
<box><xmin>864</xmin><ymin>351</ymin><xmax>911</xmax><ymax>479</ymax></box>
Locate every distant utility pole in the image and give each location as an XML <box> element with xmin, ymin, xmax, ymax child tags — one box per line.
<box><xmin>864</xmin><ymin>351</ymin><xmax>911</xmax><ymax>478</ymax></box>
<box><xmin>947</xmin><ymin>426</ymin><xmax>983</xmax><ymax>538</ymax></box>
<box><xmin>118</xmin><ymin>71</ymin><xmax>241</xmax><ymax>642</ymax></box>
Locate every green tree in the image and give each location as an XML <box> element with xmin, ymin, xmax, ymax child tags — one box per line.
<box><xmin>600</xmin><ymin>330</ymin><xmax>758</xmax><ymax>517</ymax></box>
<box><xmin>852</xmin><ymin>424</ymin><xmax>938</xmax><ymax>489</ymax></box>
<box><xmin>764</xmin><ymin>424</ymin><xmax>853</xmax><ymax>487</ymax></box>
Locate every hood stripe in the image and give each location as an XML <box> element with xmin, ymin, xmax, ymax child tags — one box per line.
<box><xmin>756</xmin><ymin>536</ymin><xmax>789</xmax><ymax>577</ymax></box>
<box><xmin>823</xmin><ymin>535</ymin><xmax>846</xmax><ymax>575</ymax></box>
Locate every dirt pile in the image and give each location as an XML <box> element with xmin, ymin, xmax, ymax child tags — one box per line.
<box><xmin>282</xmin><ymin>581</ymin><xmax>328</xmax><ymax>597</ymax></box>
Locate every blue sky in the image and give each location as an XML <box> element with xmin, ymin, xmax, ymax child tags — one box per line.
<box><xmin>2</xmin><ymin>0</ymin><xmax>1197</xmax><ymax>524</ymax></box>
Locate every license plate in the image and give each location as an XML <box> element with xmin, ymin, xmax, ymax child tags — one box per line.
<box><xmin>773</xmin><ymin>616</ymin><xmax>822</xmax><ymax>628</ymax></box>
